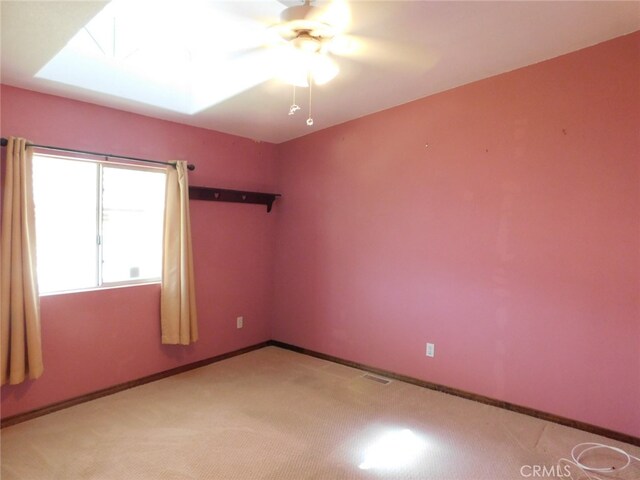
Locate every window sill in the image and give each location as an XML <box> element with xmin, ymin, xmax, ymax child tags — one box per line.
<box><xmin>39</xmin><ymin>281</ymin><xmax>161</xmax><ymax>297</ymax></box>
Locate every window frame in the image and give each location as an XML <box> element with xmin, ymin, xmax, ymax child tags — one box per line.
<box><xmin>32</xmin><ymin>151</ymin><xmax>167</xmax><ymax>295</ymax></box>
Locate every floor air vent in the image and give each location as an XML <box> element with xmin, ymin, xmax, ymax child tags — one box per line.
<box><xmin>362</xmin><ymin>374</ymin><xmax>391</xmax><ymax>385</ymax></box>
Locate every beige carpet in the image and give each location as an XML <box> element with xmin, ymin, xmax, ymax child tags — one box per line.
<box><xmin>1</xmin><ymin>346</ymin><xmax>638</xmax><ymax>479</ymax></box>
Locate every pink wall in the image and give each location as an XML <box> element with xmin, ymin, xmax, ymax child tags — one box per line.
<box><xmin>1</xmin><ymin>85</ymin><xmax>278</xmax><ymax>417</ymax></box>
<box><xmin>272</xmin><ymin>32</ymin><xmax>640</xmax><ymax>437</ymax></box>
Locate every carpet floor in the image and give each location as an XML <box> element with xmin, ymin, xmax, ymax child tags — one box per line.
<box><xmin>1</xmin><ymin>346</ymin><xmax>638</xmax><ymax>479</ymax></box>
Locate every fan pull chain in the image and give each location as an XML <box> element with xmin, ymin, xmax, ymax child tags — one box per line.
<box><xmin>307</xmin><ymin>71</ymin><xmax>314</xmax><ymax>126</ymax></box>
<box><xmin>289</xmin><ymin>85</ymin><xmax>300</xmax><ymax>116</ymax></box>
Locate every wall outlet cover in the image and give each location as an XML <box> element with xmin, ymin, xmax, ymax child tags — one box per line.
<box><xmin>426</xmin><ymin>343</ymin><xmax>435</xmax><ymax>357</ymax></box>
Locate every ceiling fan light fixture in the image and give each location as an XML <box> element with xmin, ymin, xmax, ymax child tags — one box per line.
<box><xmin>276</xmin><ymin>53</ymin><xmax>311</xmax><ymax>87</ymax></box>
<box><xmin>310</xmin><ymin>54</ymin><xmax>339</xmax><ymax>85</ymax></box>
<box><xmin>280</xmin><ymin>70</ymin><xmax>310</xmax><ymax>88</ymax></box>
<box><xmin>276</xmin><ymin>49</ymin><xmax>338</xmax><ymax>87</ymax></box>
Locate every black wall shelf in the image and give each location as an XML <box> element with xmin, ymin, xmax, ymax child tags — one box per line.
<box><xmin>189</xmin><ymin>186</ymin><xmax>281</xmax><ymax>213</ymax></box>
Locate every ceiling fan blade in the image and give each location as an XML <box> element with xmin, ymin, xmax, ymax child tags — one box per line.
<box><xmin>328</xmin><ymin>34</ymin><xmax>439</xmax><ymax>71</ymax></box>
<box><xmin>226</xmin><ymin>45</ymin><xmax>268</xmax><ymax>61</ymax></box>
<box><xmin>316</xmin><ymin>0</ymin><xmax>351</xmax><ymax>33</ymax></box>
<box><xmin>226</xmin><ymin>22</ymin><xmax>284</xmax><ymax>61</ymax></box>
<box><xmin>275</xmin><ymin>0</ymin><xmax>303</xmax><ymax>6</ymax></box>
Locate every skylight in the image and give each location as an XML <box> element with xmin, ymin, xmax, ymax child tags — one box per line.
<box><xmin>36</xmin><ymin>0</ymin><xmax>284</xmax><ymax>114</ymax></box>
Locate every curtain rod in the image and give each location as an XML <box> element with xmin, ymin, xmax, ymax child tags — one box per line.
<box><xmin>0</xmin><ymin>137</ymin><xmax>196</xmax><ymax>171</ymax></box>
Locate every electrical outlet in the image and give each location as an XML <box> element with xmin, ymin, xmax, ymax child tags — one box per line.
<box><xmin>426</xmin><ymin>343</ymin><xmax>435</xmax><ymax>358</ymax></box>
<box><xmin>236</xmin><ymin>316</ymin><xmax>244</xmax><ymax>329</ymax></box>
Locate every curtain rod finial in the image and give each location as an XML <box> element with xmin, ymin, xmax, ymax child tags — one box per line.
<box><xmin>187</xmin><ymin>164</ymin><xmax>196</xmax><ymax>171</ymax></box>
<box><xmin>1</xmin><ymin>137</ymin><xmax>8</xmax><ymax>147</ymax></box>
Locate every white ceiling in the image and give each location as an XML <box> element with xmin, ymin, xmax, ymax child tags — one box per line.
<box><xmin>2</xmin><ymin>1</ymin><xmax>639</xmax><ymax>144</ymax></box>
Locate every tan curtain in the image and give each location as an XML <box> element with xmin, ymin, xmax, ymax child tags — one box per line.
<box><xmin>161</xmin><ymin>161</ymin><xmax>198</xmax><ymax>345</ymax></box>
<box><xmin>1</xmin><ymin>137</ymin><xmax>44</xmax><ymax>385</ymax></box>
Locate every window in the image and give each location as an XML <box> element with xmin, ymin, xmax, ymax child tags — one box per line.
<box><xmin>32</xmin><ymin>153</ymin><xmax>166</xmax><ymax>294</ymax></box>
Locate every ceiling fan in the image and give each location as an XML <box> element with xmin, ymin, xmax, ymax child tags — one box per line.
<box><xmin>230</xmin><ymin>0</ymin><xmax>430</xmax><ymax>95</ymax></box>
<box><xmin>264</xmin><ymin>0</ymin><xmax>354</xmax><ymax>88</ymax></box>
